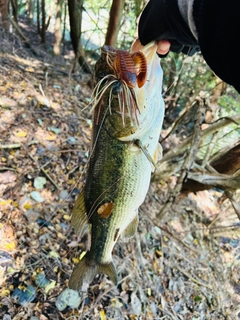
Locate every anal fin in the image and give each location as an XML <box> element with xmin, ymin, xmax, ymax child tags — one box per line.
<box><xmin>121</xmin><ymin>213</ymin><xmax>139</xmax><ymax>239</ymax></box>
<box><xmin>71</xmin><ymin>190</ymin><xmax>88</xmax><ymax>236</ymax></box>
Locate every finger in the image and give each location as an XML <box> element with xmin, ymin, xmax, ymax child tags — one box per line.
<box><xmin>157</xmin><ymin>40</ymin><xmax>171</xmax><ymax>55</ymax></box>
<box><xmin>131</xmin><ymin>38</ymin><xmax>144</xmax><ymax>53</ymax></box>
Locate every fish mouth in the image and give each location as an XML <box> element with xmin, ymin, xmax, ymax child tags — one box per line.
<box><xmin>91</xmin><ymin>73</ymin><xmax>140</xmax><ymax>127</ymax></box>
<box><xmin>88</xmin><ymin>45</ymin><xmax>148</xmax><ymax>127</ymax></box>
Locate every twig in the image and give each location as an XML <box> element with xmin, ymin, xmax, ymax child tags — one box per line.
<box><xmin>0</xmin><ymin>143</ymin><xmax>21</xmax><ymax>149</ymax></box>
<box><xmin>157</xmin><ymin>98</ymin><xmax>205</xmax><ymax>219</ymax></box>
<box><xmin>202</xmin><ymin>132</ymin><xmax>219</xmax><ymax>167</ymax></box>
<box><xmin>146</xmin><ymin>213</ymin><xmax>199</xmax><ymax>255</ymax></box>
<box><xmin>9</xmin><ymin>17</ymin><xmax>39</xmax><ymax>56</ymax></box>
<box><xmin>158</xmin><ymin>306</ymin><xmax>179</xmax><ymax>320</ymax></box>
<box><xmin>160</xmin><ymin>99</ymin><xmax>192</xmax><ymax>143</ymax></box>
<box><xmin>23</xmin><ymin>145</ymin><xmax>60</xmax><ymax>190</ymax></box>
<box><xmin>0</xmin><ymin>167</ymin><xmax>17</xmax><ymax>172</ymax></box>
<box><xmin>225</xmin><ymin>190</ymin><xmax>240</xmax><ymax>220</ymax></box>
<box><xmin>39</xmin><ymin>83</ymin><xmax>46</xmax><ymax>97</ymax></box>
<box><xmin>40</xmin><ymin>166</ymin><xmax>60</xmax><ymax>190</ymax></box>
<box><xmin>0</xmin><ymin>141</ymin><xmax>39</xmax><ymax>149</ymax></box>
<box><xmin>92</xmin><ymin>273</ymin><xmax>132</xmax><ymax>308</ymax></box>
<box><xmin>159</xmin><ymin>114</ymin><xmax>240</xmax><ymax>164</ymax></box>
<box><xmin>175</xmin><ymin>265</ymin><xmax>213</xmax><ymax>290</ymax></box>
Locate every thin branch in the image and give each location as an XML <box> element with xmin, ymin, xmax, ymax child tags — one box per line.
<box><xmin>160</xmin><ymin>114</ymin><xmax>240</xmax><ymax>163</ymax></box>
<box><xmin>9</xmin><ymin>17</ymin><xmax>39</xmax><ymax>56</ymax></box>
<box><xmin>175</xmin><ymin>265</ymin><xmax>213</xmax><ymax>290</ymax></box>
<box><xmin>146</xmin><ymin>213</ymin><xmax>199</xmax><ymax>256</ymax></box>
<box><xmin>0</xmin><ymin>143</ymin><xmax>22</xmax><ymax>149</ymax></box>
<box><xmin>23</xmin><ymin>145</ymin><xmax>60</xmax><ymax>190</ymax></box>
<box><xmin>157</xmin><ymin>98</ymin><xmax>205</xmax><ymax>219</ymax></box>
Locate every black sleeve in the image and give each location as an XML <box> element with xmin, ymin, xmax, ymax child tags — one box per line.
<box><xmin>193</xmin><ymin>0</ymin><xmax>240</xmax><ymax>93</ymax></box>
<box><xmin>139</xmin><ymin>0</ymin><xmax>240</xmax><ymax>93</ymax></box>
<box><xmin>139</xmin><ymin>0</ymin><xmax>200</xmax><ymax>56</ymax></box>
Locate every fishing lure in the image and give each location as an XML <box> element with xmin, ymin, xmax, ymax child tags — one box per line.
<box><xmin>103</xmin><ymin>45</ymin><xmax>147</xmax><ymax>88</ymax></box>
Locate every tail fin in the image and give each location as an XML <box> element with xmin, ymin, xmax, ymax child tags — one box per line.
<box><xmin>68</xmin><ymin>254</ymin><xmax>118</xmax><ymax>290</ymax></box>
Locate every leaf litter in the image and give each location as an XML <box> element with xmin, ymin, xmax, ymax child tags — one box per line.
<box><xmin>0</xmin><ymin>26</ymin><xmax>240</xmax><ymax>320</ymax></box>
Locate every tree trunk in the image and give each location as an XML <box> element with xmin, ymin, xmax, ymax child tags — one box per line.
<box><xmin>41</xmin><ymin>0</ymin><xmax>46</xmax><ymax>43</ymax></box>
<box><xmin>62</xmin><ymin>0</ymin><xmax>67</xmax><ymax>43</ymax></box>
<box><xmin>26</xmin><ymin>0</ymin><xmax>33</xmax><ymax>21</ymax></box>
<box><xmin>0</xmin><ymin>0</ymin><xmax>10</xmax><ymax>31</ymax></box>
<box><xmin>68</xmin><ymin>0</ymin><xmax>81</xmax><ymax>55</ymax></box>
<box><xmin>68</xmin><ymin>0</ymin><xmax>92</xmax><ymax>74</ymax></box>
<box><xmin>105</xmin><ymin>0</ymin><xmax>125</xmax><ymax>47</ymax></box>
<box><xmin>53</xmin><ymin>0</ymin><xmax>63</xmax><ymax>55</ymax></box>
<box><xmin>45</xmin><ymin>1</ymin><xmax>55</xmax><ymax>31</ymax></box>
<box><xmin>10</xmin><ymin>0</ymin><xmax>17</xmax><ymax>23</ymax></box>
<box><xmin>37</xmin><ymin>0</ymin><xmax>40</xmax><ymax>34</ymax></box>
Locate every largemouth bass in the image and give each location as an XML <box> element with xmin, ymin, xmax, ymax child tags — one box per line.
<box><xmin>69</xmin><ymin>41</ymin><xmax>165</xmax><ymax>290</ymax></box>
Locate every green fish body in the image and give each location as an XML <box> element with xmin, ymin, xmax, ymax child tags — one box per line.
<box><xmin>69</xmin><ymin>42</ymin><xmax>165</xmax><ymax>290</ymax></box>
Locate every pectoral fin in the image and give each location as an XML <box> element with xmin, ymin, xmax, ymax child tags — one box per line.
<box><xmin>121</xmin><ymin>213</ymin><xmax>139</xmax><ymax>239</ymax></box>
<box><xmin>68</xmin><ymin>254</ymin><xmax>117</xmax><ymax>290</ymax></box>
<box><xmin>153</xmin><ymin>142</ymin><xmax>162</xmax><ymax>164</ymax></box>
<box><xmin>71</xmin><ymin>191</ymin><xmax>88</xmax><ymax>236</ymax></box>
<box><xmin>134</xmin><ymin>139</ymin><xmax>157</xmax><ymax>170</ymax></box>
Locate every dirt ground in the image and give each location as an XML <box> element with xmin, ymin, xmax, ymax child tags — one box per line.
<box><xmin>0</xmin><ymin>25</ymin><xmax>240</xmax><ymax>320</ymax></box>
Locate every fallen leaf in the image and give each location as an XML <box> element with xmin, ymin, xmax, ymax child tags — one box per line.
<box><xmin>0</xmin><ymin>289</ymin><xmax>10</xmax><ymax>297</ymax></box>
<box><xmin>46</xmin><ymin>134</ymin><xmax>56</xmax><ymax>141</ymax></box>
<box><xmin>48</xmin><ymin>127</ymin><xmax>62</xmax><ymax>134</ymax></box>
<box><xmin>48</xmin><ymin>251</ymin><xmax>59</xmax><ymax>259</ymax></box>
<box><xmin>35</xmin><ymin>273</ymin><xmax>50</xmax><ymax>288</ymax></box>
<box><xmin>16</xmin><ymin>131</ymin><xmax>28</xmax><ymax>137</ymax></box>
<box><xmin>130</xmin><ymin>292</ymin><xmax>142</xmax><ymax>316</ymax></box>
<box><xmin>24</xmin><ymin>203</ymin><xmax>32</xmax><ymax>210</ymax></box>
<box><xmin>4</xmin><ymin>241</ymin><xmax>16</xmax><ymax>251</ymax></box>
<box><xmin>79</xmin><ymin>251</ymin><xmax>86</xmax><ymax>260</ymax></box>
<box><xmin>99</xmin><ymin>309</ymin><xmax>106</xmax><ymax>320</ymax></box>
<box><xmin>45</xmin><ymin>280</ymin><xmax>56</xmax><ymax>294</ymax></box>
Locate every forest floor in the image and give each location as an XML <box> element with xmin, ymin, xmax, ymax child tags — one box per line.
<box><xmin>0</xmin><ymin>22</ymin><xmax>240</xmax><ymax>320</ymax></box>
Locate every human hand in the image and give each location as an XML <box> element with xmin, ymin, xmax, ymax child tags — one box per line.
<box><xmin>131</xmin><ymin>38</ymin><xmax>171</xmax><ymax>56</ymax></box>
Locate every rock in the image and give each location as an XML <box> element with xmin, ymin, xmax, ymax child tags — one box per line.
<box><xmin>30</xmin><ymin>191</ymin><xmax>44</xmax><ymax>203</ymax></box>
<box><xmin>25</xmin><ymin>209</ymin><xmax>40</xmax><ymax>223</ymax></box>
<box><xmin>33</xmin><ymin>176</ymin><xmax>47</xmax><ymax>189</ymax></box>
<box><xmin>59</xmin><ymin>190</ymin><xmax>69</xmax><ymax>200</ymax></box>
<box><xmin>55</xmin><ymin>288</ymin><xmax>81</xmax><ymax>311</ymax></box>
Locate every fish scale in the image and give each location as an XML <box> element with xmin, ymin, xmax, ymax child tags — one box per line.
<box><xmin>69</xmin><ymin>41</ymin><xmax>165</xmax><ymax>290</ymax></box>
